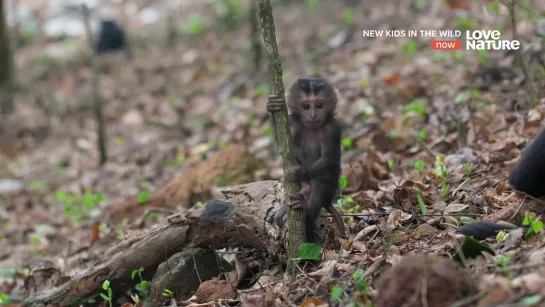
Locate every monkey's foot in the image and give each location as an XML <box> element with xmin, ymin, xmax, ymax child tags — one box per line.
<box><xmin>287</xmin><ymin>193</ymin><xmax>305</xmax><ymax>201</ymax></box>
<box><xmin>288</xmin><ymin>199</ymin><xmax>307</xmax><ymax>210</ymax></box>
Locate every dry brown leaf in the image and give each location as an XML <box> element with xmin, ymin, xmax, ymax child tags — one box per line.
<box><xmin>195</xmin><ymin>280</ymin><xmax>235</xmax><ymax>302</ymax></box>
<box><xmin>383</xmin><ymin>73</ymin><xmax>400</xmax><ymax>85</ymax></box>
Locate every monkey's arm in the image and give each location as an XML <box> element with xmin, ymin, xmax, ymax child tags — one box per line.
<box><xmin>457</xmin><ymin>221</ymin><xmax>522</xmax><ymax>240</ymax></box>
<box><xmin>509</xmin><ymin>128</ymin><xmax>545</xmax><ymax>198</ymax></box>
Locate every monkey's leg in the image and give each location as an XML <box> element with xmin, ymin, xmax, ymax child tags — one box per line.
<box><xmin>323</xmin><ymin>203</ymin><xmax>347</xmax><ymax>239</ymax></box>
<box><xmin>305</xmin><ymin>180</ymin><xmax>336</xmax><ymax>243</ymax></box>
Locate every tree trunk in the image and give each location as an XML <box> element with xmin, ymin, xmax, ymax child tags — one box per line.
<box><xmin>0</xmin><ymin>0</ymin><xmax>14</xmax><ymax>115</ymax></box>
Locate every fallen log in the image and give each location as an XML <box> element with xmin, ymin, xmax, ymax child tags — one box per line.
<box><xmin>23</xmin><ymin>180</ymin><xmax>292</xmax><ymax>306</ymax></box>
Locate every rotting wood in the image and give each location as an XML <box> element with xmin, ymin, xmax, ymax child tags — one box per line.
<box><xmin>22</xmin><ymin>181</ymin><xmax>289</xmax><ymax>306</ymax></box>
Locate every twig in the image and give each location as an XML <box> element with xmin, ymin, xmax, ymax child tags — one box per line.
<box><xmin>81</xmin><ymin>4</ymin><xmax>108</xmax><ymax>166</ymax></box>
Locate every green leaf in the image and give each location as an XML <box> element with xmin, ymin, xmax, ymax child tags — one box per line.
<box><xmin>496</xmin><ymin>231</ymin><xmax>506</xmax><ymax>242</ymax></box>
<box><xmin>330</xmin><ymin>284</ymin><xmax>343</xmax><ymax>301</ymax></box>
<box><xmin>339</xmin><ymin>176</ymin><xmax>348</xmax><ymax>190</ymax></box>
<box><xmin>452</xmin><ymin>236</ymin><xmax>494</xmax><ymax>264</ymax></box>
<box><xmin>521</xmin><ymin>294</ymin><xmax>543</xmax><ymax>304</ymax></box>
<box><xmin>405</xmin><ymin>40</ymin><xmax>418</xmax><ymax>56</ymax></box>
<box><xmin>342</xmin><ymin>137</ymin><xmax>353</xmax><ymax>148</ymax></box>
<box><xmin>417</xmin><ymin>129</ymin><xmax>427</xmax><ymax>140</ymax></box>
<box><xmin>459</xmin><ymin>216</ymin><xmax>475</xmax><ymax>225</ymax></box>
<box><xmin>531</xmin><ymin>220</ymin><xmax>544</xmax><ymax>233</ymax></box>
<box><xmin>100</xmin><ymin>293</ymin><xmax>110</xmax><ymax>301</ymax></box>
<box><xmin>0</xmin><ymin>293</ymin><xmax>12</xmax><ymax>304</ymax></box>
<box><xmin>55</xmin><ymin>190</ymin><xmax>70</xmax><ymax>202</ymax></box>
<box><xmin>414</xmin><ymin>160</ymin><xmax>425</xmax><ymax>171</ymax></box>
<box><xmin>138</xmin><ymin>191</ymin><xmax>149</xmax><ymax>204</ymax></box>
<box><xmin>413</xmin><ymin>187</ymin><xmax>427</xmax><ymax>215</ymax></box>
<box><xmin>182</xmin><ymin>13</ymin><xmax>206</xmax><ymax>36</ymax></box>
<box><xmin>454</xmin><ymin>92</ymin><xmax>469</xmax><ymax>104</ymax></box>
<box><xmin>343</xmin><ymin>9</ymin><xmax>356</xmax><ymax>24</ymax></box>
<box><xmin>131</xmin><ymin>269</ymin><xmax>137</xmax><ymax>280</ymax></box>
<box><xmin>306</xmin><ymin>0</ymin><xmax>318</xmax><ymax>11</ymax></box>
<box><xmin>253</xmin><ymin>84</ymin><xmax>270</xmax><ymax>96</ymax></box>
<box><xmin>296</xmin><ymin>243</ymin><xmax>323</xmax><ymax>261</ymax></box>
<box><xmin>102</xmin><ymin>280</ymin><xmax>111</xmax><ymax>291</ymax></box>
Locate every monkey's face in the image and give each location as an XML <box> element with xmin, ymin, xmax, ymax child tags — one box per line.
<box><xmin>299</xmin><ymin>95</ymin><xmax>329</xmax><ymax>128</ymax></box>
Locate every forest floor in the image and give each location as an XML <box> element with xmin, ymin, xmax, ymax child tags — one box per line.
<box><xmin>2</xmin><ymin>0</ymin><xmax>545</xmax><ymax>306</ymax></box>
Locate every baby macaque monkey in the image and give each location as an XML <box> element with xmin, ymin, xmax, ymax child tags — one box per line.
<box><xmin>267</xmin><ymin>78</ymin><xmax>347</xmax><ymax>242</ymax></box>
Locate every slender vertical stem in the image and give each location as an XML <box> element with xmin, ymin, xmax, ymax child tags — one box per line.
<box><xmin>255</xmin><ymin>0</ymin><xmax>305</xmax><ymax>277</ymax></box>
<box><xmin>82</xmin><ymin>5</ymin><xmax>108</xmax><ymax>166</ymax></box>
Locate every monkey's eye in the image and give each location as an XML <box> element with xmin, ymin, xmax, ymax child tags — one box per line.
<box><xmin>316</xmin><ymin>103</ymin><xmax>324</xmax><ymax>109</ymax></box>
<box><xmin>302</xmin><ymin>103</ymin><xmax>310</xmax><ymax>110</ymax></box>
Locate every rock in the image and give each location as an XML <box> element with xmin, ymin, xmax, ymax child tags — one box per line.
<box><xmin>149</xmin><ymin>248</ymin><xmax>233</xmax><ymax>302</ymax></box>
<box><xmin>121</xmin><ymin>109</ymin><xmax>144</xmax><ymax>126</ymax></box>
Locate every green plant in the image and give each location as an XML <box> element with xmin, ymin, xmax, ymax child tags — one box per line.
<box><xmin>343</xmin><ymin>9</ymin><xmax>356</xmax><ymax>24</ymax></box>
<box><xmin>0</xmin><ymin>293</ymin><xmax>12</xmax><ymax>304</ymax></box>
<box><xmin>28</xmin><ymin>180</ymin><xmax>46</xmax><ymax>192</ymax></box>
<box><xmin>330</xmin><ymin>284</ymin><xmax>344</xmax><ymax>301</ymax></box>
<box><xmin>487</xmin><ymin>0</ymin><xmax>500</xmax><ymax>13</ymax></box>
<box><xmin>522</xmin><ymin>213</ymin><xmax>544</xmax><ymax>239</ymax></box>
<box><xmin>295</xmin><ymin>243</ymin><xmax>322</xmax><ymax>261</ymax></box>
<box><xmin>455</xmin><ymin>91</ymin><xmax>469</xmax><ymax>104</ymax></box>
<box><xmin>404</xmin><ymin>99</ymin><xmax>427</xmax><ymax>118</ymax></box>
<box><xmin>138</xmin><ymin>191</ymin><xmax>149</xmax><ymax>204</ymax></box>
<box><xmin>434</xmin><ymin>156</ymin><xmax>449</xmax><ymax>199</ymax></box>
<box><xmin>253</xmin><ymin>84</ymin><xmax>269</xmax><ymax>96</ymax></box>
<box><xmin>306</xmin><ymin>0</ymin><xmax>319</xmax><ymax>11</ymax></box>
<box><xmin>359</xmin><ymin>77</ymin><xmax>370</xmax><ymax>88</ymax></box>
<box><xmin>455</xmin><ymin>16</ymin><xmax>475</xmax><ymax>30</ymax></box>
<box><xmin>416</xmin><ymin>129</ymin><xmax>427</xmax><ymax>140</ymax></box>
<box><xmin>56</xmin><ymin>190</ymin><xmax>106</xmax><ymax>225</ymax></box>
<box><xmin>405</xmin><ymin>40</ymin><xmax>418</xmax><ymax>56</ymax></box>
<box><xmin>100</xmin><ymin>280</ymin><xmax>113</xmax><ymax>307</ymax></box>
<box><xmin>388</xmin><ymin>159</ymin><xmax>395</xmax><ymax>172</ymax></box>
<box><xmin>477</xmin><ymin>49</ymin><xmax>489</xmax><ymax>66</ymax></box>
<box><xmin>162</xmin><ymin>289</ymin><xmax>174</xmax><ymax>298</ymax></box>
<box><xmin>362</xmin><ymin>105</ymin><xmax>375</xmax><ymax>120</ymax></box>
<box><xmin>342</xmin><ymin>137</ymin><xmax>353</xmax><ymax>149</ymax></box>
<box><xmin>414</xmin><ymin>187</ymin><xmax>427</xmax><ymax>215</ymax></box>
<box><xmin>131</xmin><ymin>294</ymin><xmax>140</xmax><ymax>304</ymax></box>
<box><xmin>214</xmin><ymin>0</ymin><xmax>245</xmax><ymax>28</ymax></box>
<box><xmin>462</xmin><ymin>162</ymin><xmax>472</xmax><ymax>179</ymax></box>
<box><xmin>262</xmin><ymin>127</ymin><xmax>273</xmax><ymax>137</ymax></box>
<box><xmin>337</xmin><ymin>176</ymin><xmax>357</xmax><ymax>211</ymax></box>
<box><xmin>353</xmin><ymin>270</ymin><xmax>372</xmax><ymax>306</ymax></box>
<box><xmin>494</xmin><ymin>255</ymin><xmax>512</xmax><ymax>279</ymax></box>
<box><xmin>414</xmin><ymin>160</ymin><xmax>425</xmax><ymax>176</ymax></box>
<box><xmin>131</xmin><ymin>267</ymin><xmax>149</xmax><ymax>295</ymax></box>
<box><xmin>182</xmin><ymin>13</ymin><xmax>206</xmax><ymax>36</ymax></box>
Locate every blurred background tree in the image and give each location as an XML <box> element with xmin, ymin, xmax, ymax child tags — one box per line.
<box><xmin>0</xmin><ymin>0</ymin><xmax>14</xmax><ymax>115</ymax></box>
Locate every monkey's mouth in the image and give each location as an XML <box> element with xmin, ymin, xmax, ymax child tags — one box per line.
<box><xmin>305</xmin><ymin>121</ymin><xmax>322</xmax><ymax>127</ymax></box>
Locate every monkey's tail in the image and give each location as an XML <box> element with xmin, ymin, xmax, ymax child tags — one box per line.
<box><xmin>457</xmin><ymin>221</ymin><xmax>528</xmax><ymax>240</ymax></box>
